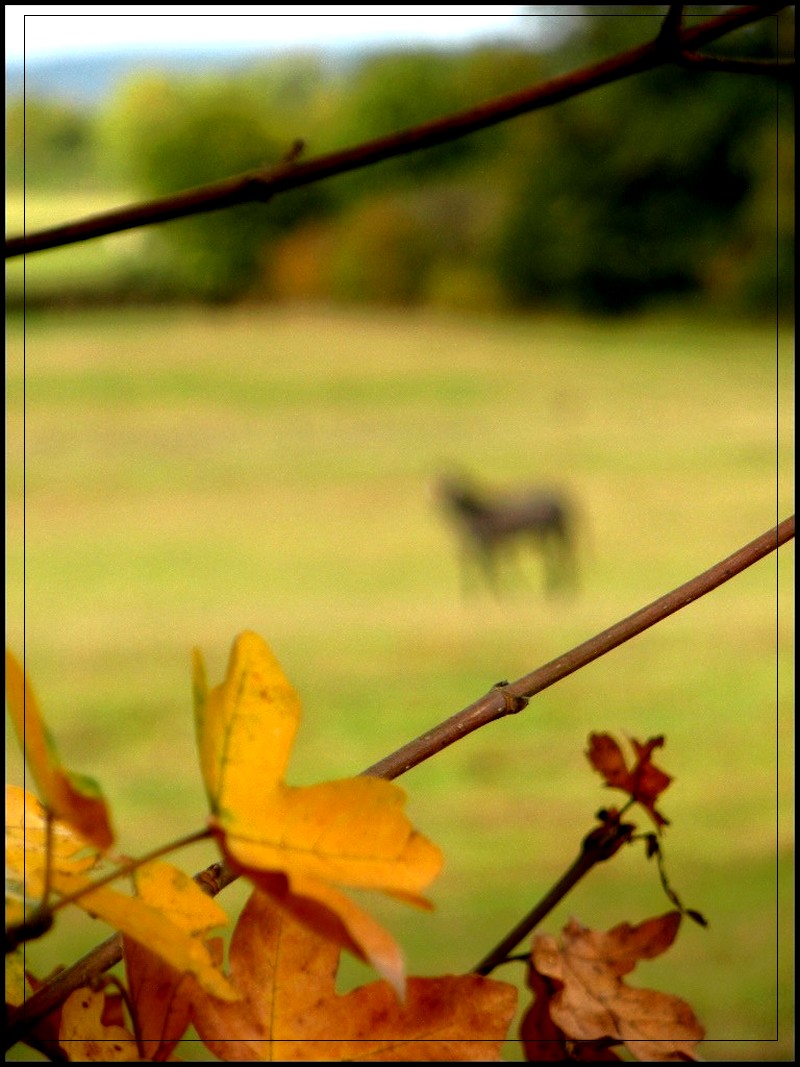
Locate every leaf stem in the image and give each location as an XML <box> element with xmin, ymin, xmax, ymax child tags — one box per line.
<box><xmin>52</xmin><ymin>827</ymin><xmax>212</xmax><ymax>914</ymax></box>
<box><xmin>473</xmin><ymin>818</ymin><xmax>635</xmax><ymax>976</ymax></box>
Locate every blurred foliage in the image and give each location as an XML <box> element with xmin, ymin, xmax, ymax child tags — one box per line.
<box><xmin>94</xmin><ymin>69</ymin><xmax>332</xmax><ymax>301</ymax></box>
<box><xmin>494</xmin><ymin>5</ymin><xmax>794</xmax><ymax>314</ymax></box>
<box><xmin>7</xmin><ymin>8</ymin><xmax>793</xmax><ymax>313</ymax></box>
<box><xmin>6</xmin><ymin>96</ymin><xmax>97</xmax><ymax>187</ymax></box>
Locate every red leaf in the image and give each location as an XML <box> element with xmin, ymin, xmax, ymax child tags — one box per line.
<box><xmin>586</xmin><ymin>733</ymin><xmax>672</xmax><ymax>829</ymax></box>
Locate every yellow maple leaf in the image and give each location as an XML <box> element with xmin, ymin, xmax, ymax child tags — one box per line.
<box><xmin>6</xmin><ymin>787</ymin><xmax>236</xmax><ymax>1003</ymax></box>
<box><xmin>59</xmin><ymin>987</ymin><xmax>140</xmax><ymax>1062</ymax></box>
<box><xmin>50</xmin><ymin>867</ymin><xmax>237</xmax><ymax>1003</ymax></box>
<box><xmin>6</xmin><ymin>784</ymin><xmax>101</xmax><ymax>901</ymax></box>
<box><xmin>193</xmin><ymin>630</ymin><xmax>443</xmax><ymax>995</ymax></box>
<box><xmin>6</xmin><ymin>648</ymin><xmax>114</xmax><ymax>851</ymax></box>
<box><xmin>6</xmin><ymin>782</ymin><xmax>104</xmax><ymax>950</ymax></box>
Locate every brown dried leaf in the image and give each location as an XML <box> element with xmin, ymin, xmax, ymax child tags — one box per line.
<box><xmin>531</xmin><ymin>912</ymin><xmax>704</xmax><ymax>1061</ymax></box>
<box><xmin>520</xmin><ymin>968</ymin><xmax>623</xmax><ymax>1061</ymax></box>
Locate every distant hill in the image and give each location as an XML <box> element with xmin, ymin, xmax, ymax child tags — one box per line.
<box><xmin>4</xmin><ymin>25</ymin><xmax>525</xmax><ymax>108</ymax></box>
<box><xmin>6</xmin><ymin>49</ymin><xmax>294</xmax><ymax>106</ymax></box>
<box><xmin>5</xmin><ymin>38</ymin><xmax>466</xmax><ymax>108</ymax></box>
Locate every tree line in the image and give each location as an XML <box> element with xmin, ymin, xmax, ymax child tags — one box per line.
<box><xmin>7</xmin><ymin>7</ymin><xmax>793</xmax><ymax>315</ymax></box>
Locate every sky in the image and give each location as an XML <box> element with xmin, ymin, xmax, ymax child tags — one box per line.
<box><xmin>5</xmin><ymin>6</ymin><xmax>533</xmax><ymax>63</ymax></box>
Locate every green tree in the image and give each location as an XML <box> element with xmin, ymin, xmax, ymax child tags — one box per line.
<box><xmin>495</xmin><ymin>7</ymin><xmax>793</xmax><ymax>313</ymax></box>
<box><xmin>98</xmin><ymin>71</ymin><xmax>330</xmax><ymax>301</ymax></box>
<box><xmin>6</xmin><ymin>95</ymin><xmax>96</xmax><ymax>188</ymax></box>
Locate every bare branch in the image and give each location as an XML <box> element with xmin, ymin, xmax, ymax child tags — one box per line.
<box><xmin>361</xmin><ymin>515</ymin><xmax>794</xmax><ymax>780</ymax></box>
<box><xmin>5</xmin><ymin>3</ymin><xmax>788</xmax><ymax>259</ymax></box>
<box><xmin>656</xmin><ymin>2</ymin><xmax>793</xmax><ymax>79</ymax></box>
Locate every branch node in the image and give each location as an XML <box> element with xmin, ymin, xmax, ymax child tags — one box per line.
<box><xmin>491</xmin><ymin>680</ymin><xmax>529</xmax><ymax>715</ymax></box>
<box><xmin>247</xmin><ymin>139</ymin><xmax>306</xmax><ymax>200</ymax></box>
<box><xmin>655</xmin><ymin>3</ymin><xmax>685</xmax><ymax>56</ymax></box>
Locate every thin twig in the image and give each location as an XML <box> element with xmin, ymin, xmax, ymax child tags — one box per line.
<box><xmin>9</xmin><ymin>932</ymin><xmax>122</xmax><ymax>1049</ymax></box>
<box><xmin>6</xmin><ymin>828</ymin><xmax>211</xmax><ymax>951</ymax></box>
<box><xmin>473</xmin><ymin>817</ymin><xmax>635</xmax><ymax>976</ymax></box>
<box><xmin>656</xmin><ymin>2</ymin><xmax>793</xmax><ymax>79</ymax></box>
<box><xmin>678</xmin><ymin>52</ymin><xmax>794</xmax><ymax>78</ymax></box>
<box><xmin>5</xmin><ymin>3</ymin><xmax>787</xmax><ymax>259</ymax></box>
<box><xmin>6</xmin><ymin>862</ymin><xmax>216</xmax><ymax>1052</ymax></box>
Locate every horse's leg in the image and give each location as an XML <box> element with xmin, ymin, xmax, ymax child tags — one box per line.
<box><xmin>457</xmin><ymin>537</ymin><xmax>473</xmax><ymax>600</ymax></box>
<box><xmin>457</xmin><ymin>534</ymin><xmax>490</xmax><ymax>599</ymax></box>
<box><xmin>477</xmin><ymin>537</ymin><xmax>502</xmax><ymax>597</ymax></box>
<box><xmin>546</xmin><ymin>526</ymin><xmax>576</xmax><ymax>595</ymax></box>
<box><xmin>503</xmin><ymin>533</ymin><xmax>532</xmax><ymax>593</ymax></box>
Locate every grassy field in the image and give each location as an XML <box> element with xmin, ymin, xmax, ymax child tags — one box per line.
<box><xmin>5</xmin><ymin>304</ymin><xmax>793</xmax><ymax>1060</ymax></box>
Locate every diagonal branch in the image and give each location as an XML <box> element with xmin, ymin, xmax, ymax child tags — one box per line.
<box><xmin>6</xmin><ymin>515</ymin><xmax>793</xmax><ymax>1049</ymax></box>
<box><xmin>5</xmin><ymin>3</ymin><xmax>788</xmax><ymax>259</ymax></box>
<box><xmin>361</xmin><ymin>515</ymin><xmax>794</xmax><ymax>780</ymax></box>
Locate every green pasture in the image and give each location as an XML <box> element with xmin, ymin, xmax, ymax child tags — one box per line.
<box><xmin>6</xmin><ymin>305</ymin><xmax>793</xmax><ymax>1060</ymax></box>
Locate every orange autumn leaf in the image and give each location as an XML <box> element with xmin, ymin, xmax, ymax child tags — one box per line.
<box><xmin>191</xmin><ymin>887</ymin><xmax>518</xmax><ymax>1061</ymax></box>
<box><xmin>122</xmin><ymin>860</ymin><xmax>230</xmax><ymax>1061</ymax></box>
<box><xmin>530</xmin><ymin>912</ymin><xmax>705</xmax><ymax>1062</ymax></box>
<box><xmin>193</xmin><ymin>631</ymin><xmax>443</xmax><ymax>995</ymax></box>
<box><xmin>124</xmin><ymin>938</ymin><xmax>193</xmax><ymax>1063</ymax></box>
<box><xmin>5</xmin><ymin>649</ymin><xmax>114</xmax><ymax>851</ymax></box>
<box><xmin>586</xmin><ymin>733</ymin><xmax>672</xmax><ymax>829</ymax></box>
<box><xmin>59</xmin><ymin>987</ymin><xmax>140</xmax><ymax>1062</ymax></box>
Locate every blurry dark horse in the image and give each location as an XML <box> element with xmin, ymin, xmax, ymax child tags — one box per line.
<box><xmin>437</xmin><ymin>473</ymin><xmax>578</xmax><ymax>597</ymax></box>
